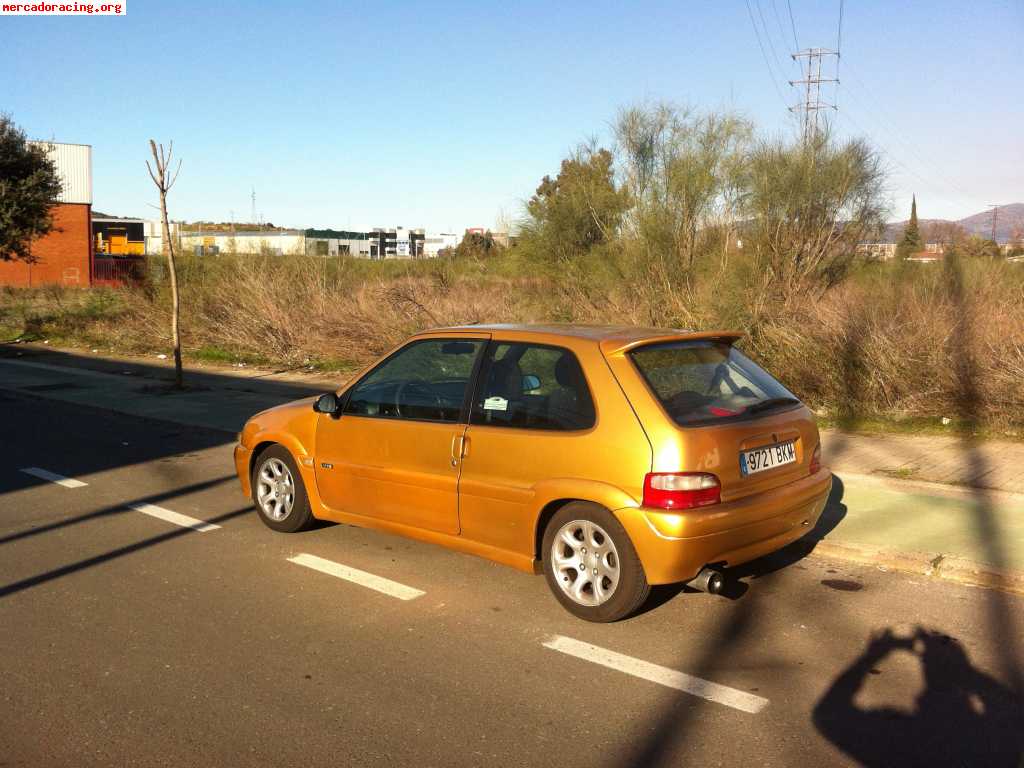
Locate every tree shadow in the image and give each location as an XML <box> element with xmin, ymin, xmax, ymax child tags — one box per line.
<box><xmin>0</xmin><ymin>345</ymin><xmax>327</xmax><ymax>495</ymax></box>
<box><xmin>814</xmin><ymin>248</ymin><xmax>1024</xmax><ymax>767</ymax></box>
<box><xmin>0</xmin><ymin>505</ymin><xmax>252</xmax><ymax>600</ymax></box>
<box><xmin>0</xmin><ymin>347</ymin><xmax>334</xmax><ymax>600</ymax></box>
<box><xmin>813</xmin><ymin>627</ymin><xmax>1023</xmax><ymax>767</ymax></box>
<box><xmin>610</xmin><ymin>251</ymin><xmax>1023</xmax><ymax>766</ymax></box>
<box><xmin>636</xmin><ymin>475</ymin><xmax>849</xmax><ymax>617</ymax></box>
<box><xmin>0</xmin><ymin>475</ymin><xmax>235</xmax><ymax>547</ymax></box>
<box><xmin>941</xmin><ymin>249</ymin><xmax>1022</xmax><ymax>698</ymax></box>
<box><xmin>615</xmin><ymin>604</ymin><xmax>760</xmax><ymax>765</ymax></box>
<box><xmin>728</xmin><ymin>473</ymin><xmax>848</xmax><ymax>583</ymax></box>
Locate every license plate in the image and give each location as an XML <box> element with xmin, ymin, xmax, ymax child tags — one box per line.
<box><xmin>740</xmin><ymin>441</ymin><xmax>796</xmax><ymax>476</ymax></box>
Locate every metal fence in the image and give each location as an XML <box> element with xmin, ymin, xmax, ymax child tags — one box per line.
<box><xmin>92</xmin><ymin>256</ymin><xmax>148</xmax><ymax>287</ymax></box>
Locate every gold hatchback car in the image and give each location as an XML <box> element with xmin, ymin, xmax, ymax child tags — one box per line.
<box><xmin>234</xmin><ymin>325</ymin><xmax>832</xmax><ymax>621</ymax></box>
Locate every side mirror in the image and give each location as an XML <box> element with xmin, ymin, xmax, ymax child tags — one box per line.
<box><xmin>313</xmin><ymin>392</ymin><xmax>340</xmax><ymax>415</ymax></box>
<box><xmin>522</xmin><ymin>374</ymin><xmax>541</xmax><ymax>392</ymax></box>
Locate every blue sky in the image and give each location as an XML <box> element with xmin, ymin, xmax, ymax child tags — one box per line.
<box><xmin>4</xmin><ymin>0</ymin><xmax>1021</xmax><ymax>231</ymax></box>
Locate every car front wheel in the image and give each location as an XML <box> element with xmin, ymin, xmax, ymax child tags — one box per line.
<box><xmin>542</xmin><ymin>502</ymin><xmax>650</xmax><ymax>622</ymax></box>
<box><xmin>252</xmin><ymin>445</ymin><xmax>315</xmax><ymax>533</ymax></box>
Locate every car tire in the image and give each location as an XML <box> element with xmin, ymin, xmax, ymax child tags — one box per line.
<box><xmin>542</xmin><ymin>501</ymin><xmax>650</xmax><ymax>622</ymax></box>
<box><xmin>251</xmin><ymin>445</ymin><xmax>315</xmax><ymax>533</ymax></box>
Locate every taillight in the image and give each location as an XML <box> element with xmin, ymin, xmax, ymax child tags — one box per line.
<box><xmin>810</xmin><ymin>444</ymin><xmax>822</xmax><ymax>475</ymax></box>
<box><xmin>643</xmin><ymin>473</ymin><xmax>721</xmax><ymax>510</ymax></box>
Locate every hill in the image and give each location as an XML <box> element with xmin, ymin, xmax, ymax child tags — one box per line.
<box><xmin>882</xmin><ymin>203</ymin><xmax>1024</xmax><ymax>243</ymax></box>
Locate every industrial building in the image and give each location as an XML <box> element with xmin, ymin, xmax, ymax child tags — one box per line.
<box><xmin>0</xmin><ymin>141</ymin><xmax>93</xmax><ymax>287</ymax></box>
<box><xmin>305</xmin><ymin>229</ymin><xmax>371</xmax><ymax>257</ymax></box>
<box><xmin>177</xmin><ymin>226</ymin><xmax>442</xmax><ymax>260</ymax></box>
<box><xmin>179</xmin><ymin>230</ymin><xmax>307</xmax><ymax>256</ymax></box>
<box><xmin>178</xmin><ymin>229</ymin><xmax>371</xmax><ymax>257</ymax></box>
<box><xmin>367</xmin><ymin>227</ymin><xmax>426</xmax><ymax>259</ymax></box>
<box><xmin>424</xmin><ymin>232</ymin><xmax>461</xmax><ymax>256</ymax></box>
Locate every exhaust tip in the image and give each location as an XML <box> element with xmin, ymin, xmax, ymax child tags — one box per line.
<box><xmin>690</xmin><ymin>566</ymin><xmax>726</xmax><ymax>594</ymax></box>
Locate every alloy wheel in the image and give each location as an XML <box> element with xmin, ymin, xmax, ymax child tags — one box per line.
<box><xmin>256</xmin><ymin>457</ymin><xmax>295</xmax><ymax>521</ymax></box>
<box><xmin>550</xmin><ymin>519</ymin><xmax>621</xmax><ymax>606</ymax></box>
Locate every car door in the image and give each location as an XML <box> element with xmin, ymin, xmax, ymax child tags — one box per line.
<box><xmin>314</xmin><ymin>335</ymin><xmax>488</xmax><ymax>535</ymax></box>
<box><xmin>457</xmin><ymin>340</ymin><xmax>605</xmax><ymax>554</ymax></box>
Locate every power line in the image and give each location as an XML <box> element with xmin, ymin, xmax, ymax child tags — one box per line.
<box><xmin>839</xmin><ymin>64</ymin><xmax>978</xmax><ymax>207</ymax></box>
<box><xmin>785</xmin><ymin>0</ymin><xmax>800</xmax><ymax>50</ymax></box>
<box><xmin>769</xmin><ymin>0</ymin><xmax>802</xmax><ymax>78</ymax></box>
<box><xmin>744</xmin><ymin>0</ymin><xmax>790</xmax><ymax>109</ymax></box>
<box><xmin>836</xmin><ymin>0</ymin><xmax>845</xmax><ymax>83</ymax></box>
<box><xmin>769</xmin><ymin>0</ymin><xmax>791</xmax><ymax>54</ymax></box>
<box><xmin>839</xmin><ymin>93</ymin><xmax>974</xmax><ymax>211</ymax></box>
<box><xmin>836</xmin><ymin>107</ymin><xmax>975</xmax><ymax>215</ymax></box>
<box><xmin>824</xmin><ymin>1</ymin><xmax>976</xmax><ymax>219</ymax></box>
<box><xmin>755</xmin><ymin>0</ymin><xmax>788</xmax><ymax>76</ymax></box>
<box><xmin>837</xmin><ymin>0</ymin><xmax>845</xmax><ymax>54</ymax></box>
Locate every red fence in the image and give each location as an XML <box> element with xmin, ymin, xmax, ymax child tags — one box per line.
<box><xmin>92</xmin><ymin>256</ymin><xmax>148</xmax><ymax>287</ymax></box>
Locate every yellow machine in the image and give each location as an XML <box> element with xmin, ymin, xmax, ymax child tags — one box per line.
<box><xmin>93</xmin><ymin>221</ymin><xmax>145</xmax><ymax>255</ymax></box>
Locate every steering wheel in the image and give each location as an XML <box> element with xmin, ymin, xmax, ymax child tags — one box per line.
<box><xmin>394</xmin><ymin>378</ymin><xmax>445</xmax><ymax>418</ymax></box>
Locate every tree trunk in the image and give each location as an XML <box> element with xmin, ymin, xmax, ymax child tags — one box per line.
<box><xmin>158</xmin><ymin>189</ymin><xmax>183</xmax><ymax>389</ymax></box>
<box><xmin>148</xmin><ymin>139</ymin><xmax>183</xmax><ymax>391</ymax></box>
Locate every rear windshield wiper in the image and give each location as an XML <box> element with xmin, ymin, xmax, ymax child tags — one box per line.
<box><xmin>745</xmin><ymin>396</ymin><xmax>800</xmax><ymax>415</ymax></box>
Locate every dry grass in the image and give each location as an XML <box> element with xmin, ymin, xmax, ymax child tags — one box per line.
<box><xmin>2</xmin><ymin>252</ymin><xmax>1021</xmax><ymax>431</ymax></box>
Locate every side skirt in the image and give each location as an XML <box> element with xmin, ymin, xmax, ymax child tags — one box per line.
<box><xmin>313</xmin><ymin>503</ymin><xmax>540</xmax><ymax>575</ymax></box>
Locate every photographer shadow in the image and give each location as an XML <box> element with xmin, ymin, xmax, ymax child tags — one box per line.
<box><xmin>813</xmin><ymin>627</ymin><xmax>1023</xmax><ymax>767</ymax></box>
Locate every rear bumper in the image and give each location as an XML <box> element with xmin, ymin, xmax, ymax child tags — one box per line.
<box><xmin>616</xmin><ymin>468</ymin><xmax>833</xmax><ymax>585</ymax></box>
<box><xmin>234</xmin><ymin>442</ymin><xmax>252</xmax><ymax>498</ymax></box>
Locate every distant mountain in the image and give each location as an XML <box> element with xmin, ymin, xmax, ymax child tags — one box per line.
<box><xmin>882</xmin><ymin>203</ymin><xmax>1024</xmax><ymax>243</ymax></box>
<box><xmin>957</xmin><ymin>204</ymin><xmax>1024</xmax><ymax>241</ymax></box>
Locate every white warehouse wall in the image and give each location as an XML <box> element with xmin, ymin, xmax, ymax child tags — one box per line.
<box><xmin>30</xmin><ymin>141</ymin><xmax>92</xmax><ymax>205</ymax></box>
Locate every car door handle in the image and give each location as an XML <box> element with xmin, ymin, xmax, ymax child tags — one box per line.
<box><xmin>450</xmin><ymin>435</ymin><xmax>470</xmax><ymax>466</ymax></box>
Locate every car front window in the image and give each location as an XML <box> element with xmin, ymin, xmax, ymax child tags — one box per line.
<box><xmin>344</xmin><ymin>338</ymin><xmax>485</xmax><ymax>423</ymax></box>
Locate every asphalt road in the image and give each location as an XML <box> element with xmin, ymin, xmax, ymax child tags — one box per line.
<box><xmin>1</xmin><ymin>390</ymin><xmax>1022</xmax><ymax>767</ymax></box>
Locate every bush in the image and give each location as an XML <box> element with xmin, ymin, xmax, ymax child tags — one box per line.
<box><xmin>2</xmin><ymin>101</ymin><xmax>1020</xmax><ymax>433</ymax></box>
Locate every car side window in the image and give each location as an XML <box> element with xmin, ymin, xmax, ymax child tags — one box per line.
<box><xmin>343</xmin><ymin>338</ymin><xmax>485</xmax><ymax>423</ymax></box>
<box><xmin>470</xmin><ymin>342</ymin><xmax>595</xmax><ymax>430</ymax></box>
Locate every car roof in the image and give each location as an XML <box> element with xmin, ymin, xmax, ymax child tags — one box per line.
<box><xmin>423</xmin><ymin>323</ymin><xmax>742</xmax><ymax>355</ymax></box>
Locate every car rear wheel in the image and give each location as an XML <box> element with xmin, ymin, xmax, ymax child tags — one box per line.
<box><xmin>542</xmin><ymin>502</ymin><xmax>650</xmax><ymax>622</ymax></box>
<box><xmin>252</xmin><ymin>445</ymin><xmax>314</xmax><ymax>533</ymax></box>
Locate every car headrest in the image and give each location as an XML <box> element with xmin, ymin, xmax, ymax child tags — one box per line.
<box><xmin>488</xmin><ymin>358</ymin><xmax>523</xmax><ymax>399</ymax></box>
<box><xmin>554</xmin><ymin>353</ymin><xmax>585</xmax><ymax>390</ymax></box>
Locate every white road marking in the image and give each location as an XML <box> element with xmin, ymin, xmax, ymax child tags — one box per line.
<box><xmin>287</xmin><ymin>553</ymin><xmax>425</xmax><ymax>601</ymax></box>
<box><xmin>20</xmin><ymin>467</ymin><xmax>87</xmax><ymax>488</ymax></box>
<box><xmin>128</xmin><ymin>503</ymin><xmax>221</xmax><ymax>532</ymax></box>
<box><xmin>542</xmin><ymin>635</ymin><xmax>769</xmax><ymax>714</ymax></box>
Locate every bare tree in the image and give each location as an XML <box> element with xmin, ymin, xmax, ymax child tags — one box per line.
<box><xmin>146</xmin><ymin>140</ymin><xmax>184</xmax><ymax>389</ymax></box>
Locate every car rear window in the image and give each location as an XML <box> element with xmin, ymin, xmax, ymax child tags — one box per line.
<box><xmin>629</xmin><ymin>341</ymin><xmax>800</xmax><ymax>426</ymax></box>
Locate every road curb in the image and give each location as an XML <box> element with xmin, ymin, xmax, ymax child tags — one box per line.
<box><xmin>0</xmin><ymin>341</ymin><xmax>347</xmax><ymax>389</ymax></box>
<box><xmin>835</xmin><ymin>470</ymin><xmax>1024</xmax><ymax>504</ymax></box>
<box><xmin>810</xmin><ymin>539</ymin><xmax>1024</xmax><ymax>596</ymax></box>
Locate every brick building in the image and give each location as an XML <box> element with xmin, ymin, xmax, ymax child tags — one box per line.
<box><xmin>0</xmin><ymin>142</ymin><xmax>93</xmax><ymax>287</ymax></box>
